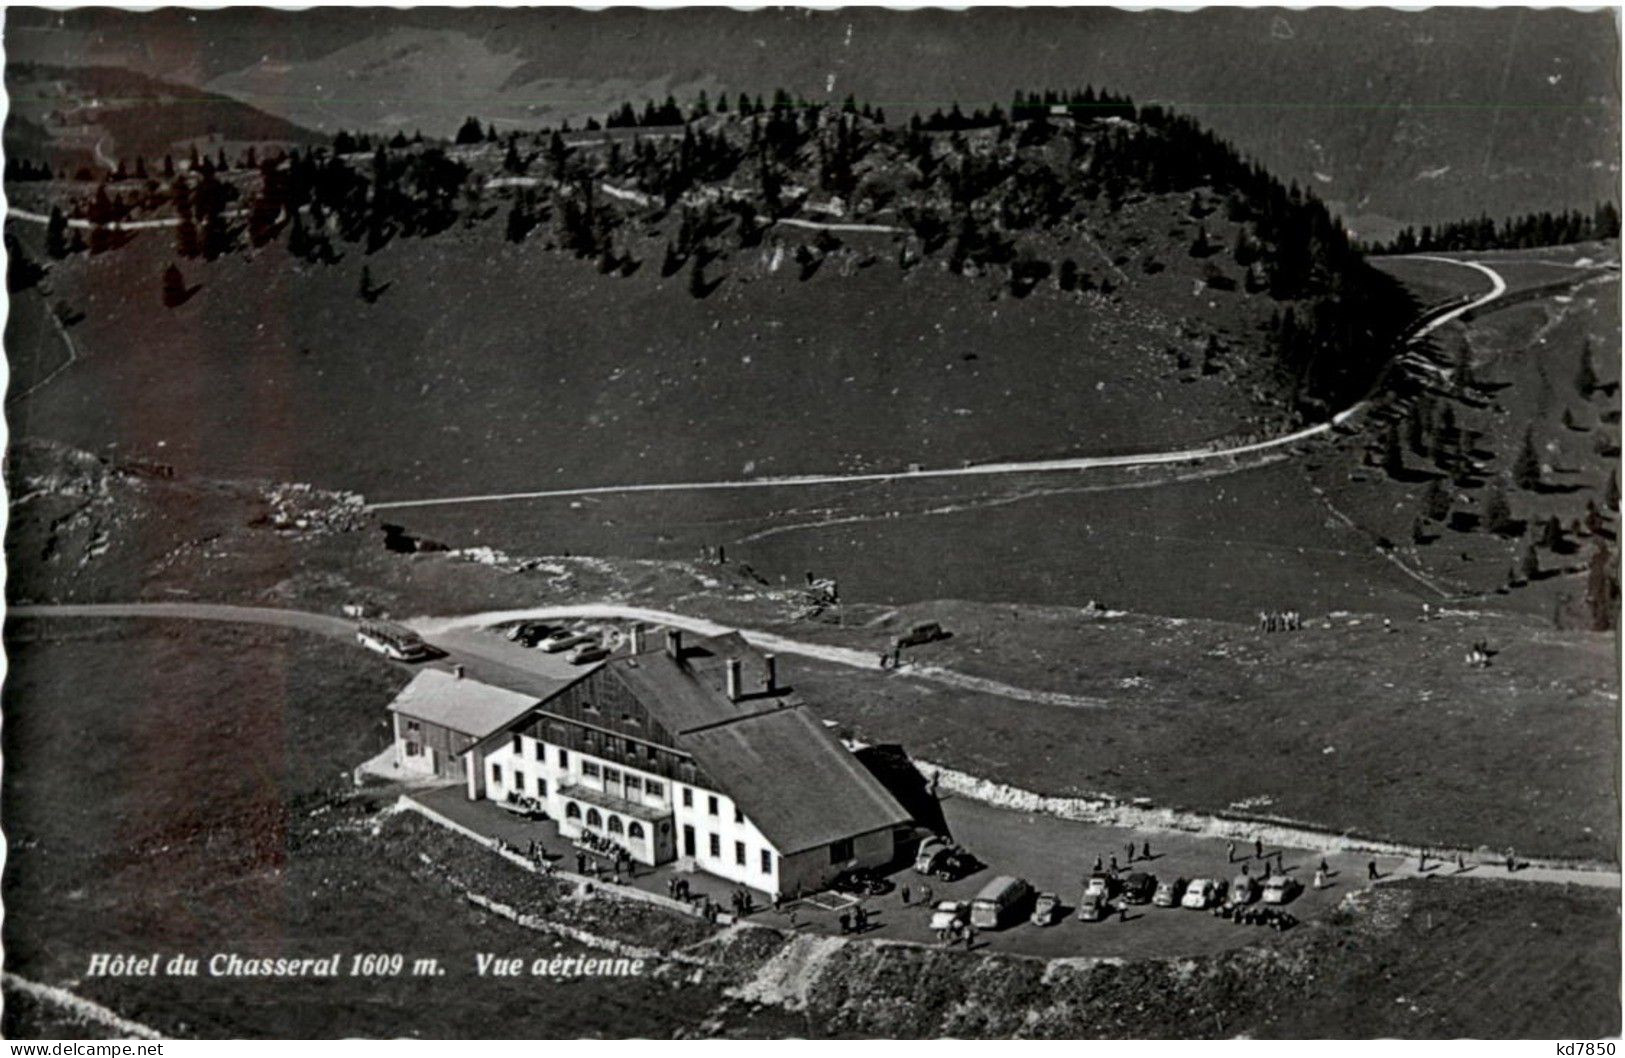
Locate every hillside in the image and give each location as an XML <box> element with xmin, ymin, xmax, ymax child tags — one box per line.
<box><xmin>6</xmin><ymin>7</ymin><xmax>1618</xmax><ymax>238</ymax></box>
<box><xmin>6</xmin><ymin>97</ymin><xmax>1415</xmax><ymax>503</ymax></box>
<box><xmin>3</xmin><ymin>62</ymin><xmax>327</xmax><ymax>176</ymax></box>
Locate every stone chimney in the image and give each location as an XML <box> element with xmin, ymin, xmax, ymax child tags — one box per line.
<box><xmin>665</xmin><ymin>628</ymin><xmax>682</xmax><ymax>660</ymax></box>
<box><xmin>726</xmin><ymin>658</ymin><xmax>743</xmax><ymax>702</ymax></box>
<box><xmin>452</xmin><ymin>663</ymin><xmax>465</xmax><ymax>679</ymax></box>
<box><xmin>629</xmin><ymin>624</ymin><xmax>644</xmax><ymax>653</ymax></box>
<box><xmin>763</xmin><ymin>653</ymin><xmax>778</xmax><ymax>694</ymax></box>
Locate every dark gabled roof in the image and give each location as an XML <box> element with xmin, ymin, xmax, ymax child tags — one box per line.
<box><xmin>605</xmin><ymin>632</ymin><xmax>797</xmax><ymax>735</ymax></box>
<box><xmin>680</xmin><ymin>706</ymin><xmax>914</xmax><ymax>855</ymax></box>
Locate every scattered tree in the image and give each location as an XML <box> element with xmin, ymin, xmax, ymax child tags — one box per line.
<box><xmin>161</xmin><ymin>263</ymin><xmax>188</xmax><ymax>308</ymax></box>
<box><xmin>1513</xmin><ymin>427</ymin><xmax>1542</xmax><ymax>491</ymax></box>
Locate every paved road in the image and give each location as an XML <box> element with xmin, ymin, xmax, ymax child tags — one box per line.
<box><xmin>364</xmin><ymin>257</ymin><xmax>1508</xmax><ymax>512</ymax></box>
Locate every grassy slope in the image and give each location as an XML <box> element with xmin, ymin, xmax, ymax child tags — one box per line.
<box><xmin>0</xmin><ymin>618</ymin><xmax>730</xmax><ymax>1038</ymax></box>
<box><xmin>11</xmin><ymin>186</ymin><xmax>1269</xmax><ymax>502</ymax></box>
<box><xmin>790</xmin><ymin>601</ymin><xmax>1618</xmax><ymax>859</ymax></box>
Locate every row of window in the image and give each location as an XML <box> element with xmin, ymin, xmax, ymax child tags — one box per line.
<box><xmin>506</xmin><ymin>736</ymin><xmax>669</xmax><ymax>800</ymax></box>
<box><xmin>676</xmin><ymin>787</ymin><xmax>742</xmax><ymax>823</ymax></box>
<box><xmin>566</xmin><ymin>802</ymin><xmax>649</xmax><ymax>841</ymax></box>
<box><xmin>701</xmin><ymin>832</ymin><xmax>773</xmax><ymax>875</ymax></box>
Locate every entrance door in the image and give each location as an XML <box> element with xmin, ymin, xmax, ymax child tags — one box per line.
<box><xmin>683</xmin><ymin>825</ymin><xmax>696</xmax><ymax>857</ymax></box>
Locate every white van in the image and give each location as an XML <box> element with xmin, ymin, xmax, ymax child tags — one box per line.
<box><xmin>970</xmin><ymin>875</ymin><xmax>1033</xmax><ymax>930</ymax></box>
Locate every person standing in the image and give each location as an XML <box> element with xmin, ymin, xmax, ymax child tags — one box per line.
<box><xmin>1255</xmin><ymin>837</ymin><xmax>1264</xmax><ymax>860</ymax></box>
<box><xmin>1142</xmin><ymin>840</ymin><xmax>1152</xmax><ymax>861</ymax></box>
<box><xmin>1368</xmin><ymin>860</ymin><xmax>1379</xmax><ymax>881</ymax></box>
<box><xmin>901</xmin><ymin>884</ymin><xmax>911</xmax><ymax>906</ymax></box>
<box><xmin>1227</xmin><ymin>840</ymin><xmax>1237</xmax><ymax>863</ymax></box>
<box><xmin>964</xmin><ymin>922</ymin><xmax>977</xmax><ymax>950</ymax></box>
<box><xmin>1313</xmin><ymin>868</ymin><xmax>1326</xmax><ymax>890</ymax></box>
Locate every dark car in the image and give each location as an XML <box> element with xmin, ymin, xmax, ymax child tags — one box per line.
<box><xmin>509</xmin><ymin>622</ymin><xmax>559</xmax><ymax>647</ymax></box>
<box><xmin>1122</xmin><ymin>871</ymin><xmax>1157</xmax><ymax>905</ymax></box>
<box><xmin>914</xmin><ymin>837</ymin><xmax>978</xmax><ymax>881</ymax></box>
<box><xmin>831</xmin><ymin>867</ymin><xmax>894</xmax><ymax>897</ymax></box>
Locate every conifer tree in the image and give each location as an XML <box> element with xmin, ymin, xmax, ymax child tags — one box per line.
<box><xmin>45</xmin><ymin>206</ymin><xmax>69</xmax><ymax>259</ymax></box>
<box><xmin>1513</xmin><ymin>427</ymin><xmax>1542</xmax><ymax>491</ymax></box>
<box><xmin>161</xmin><ymin>263</ymin><xmax>187</xmax><ymax>308</ymax></box>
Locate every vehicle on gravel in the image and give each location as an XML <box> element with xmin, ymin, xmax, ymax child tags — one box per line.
<box><xmin>1227</xmin><ymin>874</ymin><xmax>1260</xmax><ymax>906</ymax></box>
<box><xmin>1030</xmin><ymin>892</ymin><xmax>1063</xmax><ymax>926</ymax></box>
<box><xmin>1122</xmin><ymin>871</ymin><xmax>1157</xmax><ymax>905</ymax></box>
<box><xmin>567</xmin><ymin>643</ymin><xmax>610</xmax><ymax>665</ymax></box>
<box><xmin>831</xmin><ymin>867</ymin><xmax>893</xmax><ymax>897</ymax></box>
<box><xmin>929</xmin><ymin>900</ymin><xmax>969</xmax><ymax>936</ymax></box>
<box><xmin>1075</xmin><ymin>892</ymin><xmax>1109</xmax><ymax>922</ymax></box>
<box><xmin>1261</xmin><ymin>875</ymin><xmax>1303</xmax><ymax>905</ymax></box>
<box><xmin>1153</xmin><ymin>877</ymin><xmax>1188</xmax><ymax>907</ymax></box>
<box><xmin>1181</xmin><ymin>878</ymin><xmax>1227</xmax><ymax>909</ymax></box>
<box><xmin>970</xmin><ymin>875</ymin><xmax>1034</xmax><ymax>930</ymax></box>
<box><xmin>894</xmin><ymin>621</ymin><xmax>949</xmax><ymax>649</ymax></box>
<box><xmin>1083</xmin><ymin>870</ymin><xmax>1120</xmax><ymax>901</ymax></box>
<box><xmin>355</xmin><ymin>621</ymin><xmax>436</xmax><ymax>661</ymax></box>
<box><xmin>914</xmin><ymin>837</ymin><xmax>977</xmax><ymax>881</ymax></box>
<box><xmin>539</xmin><ymin>627</ymin><xmax>595</xmax><ymax>653</ymax></box>
<box><xmin>505</xmin><ymin>621</ymin><xmax>557</xmax><ymax>646</ymax></box>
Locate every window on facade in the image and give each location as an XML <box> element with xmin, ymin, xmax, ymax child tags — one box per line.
<box><xmin>512</xmin><ymin>734</ymin><xmax>522</xmax><ymax>754</ymax></box>
<box><xmin>708</xmin><ymin>834</ymin><xmax>721</xmax><ymax>858</ymax></box>
<box><xmin>565</xmin><ymin>802</ymin><xmax>581</xmax><ymax>820</ymax></box>
<box><xmin>624</xmin><ymin>775</ymin><xmax>642</xmax><ymax>794</ymax></box>
<box><xmin>681</xmin><ymin>788</ymin><xmax>692</xmax><ymax>808</ymax></box>
<box><xmin>646</xmin><ymin>780</ymin><xmax>664</xmax><ymax>798</ymax></box>
<box><xmin>760</xmin><ymin>849</ymin><xmax>773</xmax><ymax>874</ymax></box>
<box><xmin>582</xmin><ymin>762</ymin><xmax>601</xmax><ymax>779</ymax></box>
<box><xmin>608</xmin><ymin>816</ymin><xmax>624</xmax><ymax>835</ymax></box>
<box><xmin>406</xmin><ymin>720</ymin><xmax>421</xmax><ymax>733</ymax></box>
<box><xmin>734</xmin><ymin>806</ymin><xmax>743</xmax><ymax>824</ymax></box>
<box><xmin>537</xmin><ymin>779</ymin><xmax>547</xmax><ymax>798</ymax></box>
<box><xmin>628</xmin><ymin>822</ymin><xmax>645</xmax><ymax>840</ymax></box>
<box><xmin>558</xmin><ymin>748</ymin><xmax>569</xmax><ymax>768</ymax></box>
<box><xmin>604</xmin><ymin>767</ymin><xmax>622</xmax><ymax>784</ymax></box>
<box><xmin>586</xmin><ymin>809</ymin><xmax>602</xmax><ymax>828</ymax></box>
<box><xmin>534</xmin><ymin>742</ymin><xmax>545</xmax><ymax>761</ymax></box>
<box><xmin>708</xmin><ymin>795</ymin><xmax>719</xmax><ymax>817</ymax></box>
<box><xmin>604</xmin><ymin>737</ymin><xmax>620</xmax><ymax>756</ymax></box>
<box><xmin>405</xmin><ymin>742</ymin><xmax>421</xmax><ymax>756</ymax></box>
<box><xmin>491</xmin><ymin>764</ymin><xmax>503</xmax><ymax>785</ymax></box>
<box><xmin>734</xmin><ymin>841</ymin><xmax>745</xmax><ymax>866</ymax></box>
<box><xmin>829</xmin><ymin>838</ymin><xmax>854</xmax><ymax>864</ymax></box>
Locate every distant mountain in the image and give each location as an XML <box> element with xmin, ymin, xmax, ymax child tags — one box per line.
<box><xmin>3</xmin><ymin>61</ymin><xmax>326</xmax><ymax>174</ymax></box>
<box><xmin>6</xmin><ymin>7</ymin><xmax>1618</xmax><ymax>238</ymax></box>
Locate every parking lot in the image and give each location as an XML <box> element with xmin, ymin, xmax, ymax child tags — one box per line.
<box><xmin>406</xmin><ymin>780</ymin><xmax>1454</xmax><ymax>960</ymax></box>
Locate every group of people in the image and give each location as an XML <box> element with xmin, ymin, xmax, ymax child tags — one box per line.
<box><xmin>1465</xmin><ymin>640</ymin><xmax>1493</xmax><ymax>668</ymax></box>
<box><xmin>937</xmin><ymin>917</ymin><xmax>977</xmax><ymax>949</ymax></box>
<box><xmin>1090</xmin><ymin>839</ymin><xmax>1155</xmax><ymax>876</ymax></box>
<box><xmin>838</xmin><ymin>905</ymin><xmax>873</xmax><ymax>934</ymax></box>
<box><xmin>1257</xmin><ymin>610</ymin><xmax>1303</xmax><ymax>632</ymax></box>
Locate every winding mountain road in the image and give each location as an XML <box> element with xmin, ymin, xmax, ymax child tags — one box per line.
<box><xmin>364</xmin><ymin>256</ymin><xmax>1508</xmax><ymax>512</ymax></box>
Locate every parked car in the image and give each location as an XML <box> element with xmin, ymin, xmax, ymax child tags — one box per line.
<box><xmin>930</xmin><ymin>900</ymin><xmax>969</xmax><ymax>936</ymax></box>
<box><xmin>831</xmin><ymin>867</ymin><xmax>893</xmax><ymax>897</ymax></box>
<box><xmin>1152</xmin><ymin>877</ymin><xmax>1188</xmax><ymax>908</ymax></box>
<box><xmin>914</xmin><ymin>837</ymin><xmax>977</xmax><ymax>881</ymax></box>
<box><xmin>1075</xmin><ymin>891</ymin><xmax>1109</xmax><ymax>922</ymax></box>
<box><xmin>1227</xmin><ymin>874</ymin><xmax>1260</xmax><ymax>907</ymax></box>
<box><xmin>1122</xmin><ymin>871</ymin><xmax>1157</xmax><ymax>905</ymax></box>
<box><xmin>1083</xmin><ymin>870</ymin><xmax>1120</xmax><ymax>901</ymax></box>
<box><xmin>539</xmin><ymin>627</ymin><xmax>595</xmax><ymax>653</ymax></box>
<box><xmin>1030</xmin><ymin>892</ymin><xmax>1063</xmax><ymax>927</ymax></box>
<box><xmin>970</xmin><ymin>875</ymin><xmax>1034</xmax><ymax>930</ymax></box>
<box><xmin>356</xmin><ymin>621</ymin><xmax>436</xmax><ymax>661</ymax></box>
<box><xmin>1181</xmin><ymin>878</ymin><xmax>1227</xmax><ymax>910</ymax></box>
<box><xmin>506</xmin><ymin>621</ymin><xmax>558</xmax><ymax>646</ymax></box>
<box><xmin>1262</xmin><ymin>875</ymin><xmax>1303</xmax><ymax>905</ymax></box>
<box><xmin>895</xmin><ymin>621</ymin><xmax>949</xmax><ymax>649</ymax></box>
<box><xmin>567</xmin><ymin>643</ymin><xmax>610</xmax><ymax>665</ymax></box>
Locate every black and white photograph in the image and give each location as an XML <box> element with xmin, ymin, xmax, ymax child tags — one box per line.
<box><xmin>0</xmin><ymin>3</ymin><xmax>1619</xmax><ymax>1041</ymax></box>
